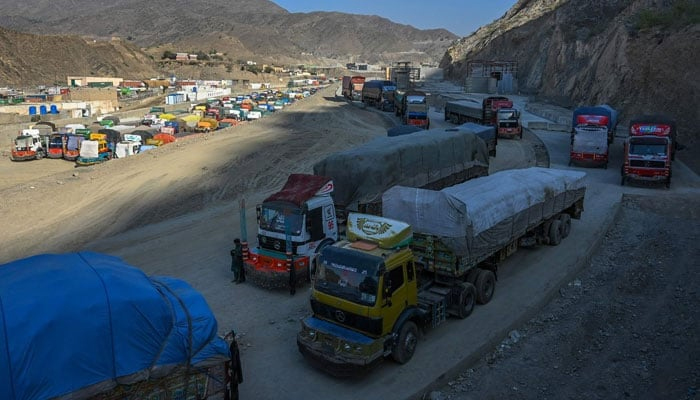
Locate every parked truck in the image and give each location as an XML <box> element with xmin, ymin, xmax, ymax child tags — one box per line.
<box><xmin>244</xmin><ymin>128</ymin><xmax>490</xmax><ymax>288</ymax></box>
<box><xmin>394</xmin><ymin>90</ymin><xmax>429</xmax><ymax>129</ymax></box>
<box><xmin>342</xmin><ymin>75</ymin><xmax>365</xmax><ymax>101</ymax></box>
<box><xmin>454</xmin><ymin>122</ymin><xmax>497</xmax><ymax>158</ymax></box>
<box><xmin>361</xmin><ymin>80</ymin><xmax>397</xmax><ymax>110</ymax></box>
<box><xmin>296</xmin><ymin>167</ymin><xmax>586</xmax><ymax>376</ymax></box>
<box><xmin>496</xmin><ymin>107</ymin><xmax>522</xmax><ymax>139</ymax></box>
<box><xmin>10</xmin><ymin>129</ymin><xmax>46</xmax><ymax>161</ymax></box>
<box><xmin>445</xmin><ymin>96</ymin><xmax>513</xmax><ymax>126</ymax></box>
<box><xmin>621</xmin><ymin>115</ymin><xmax>677</xmax><ymax>188</ymax></box>
<box><xmin>569</xmin><ymin>107</ymin><xmax>610</xmax><ymax>168</ymax></box>
<box><xmin>571</xmin><ymin>105</ymin><xmax>618</xmax><ymax>145</ymax></box>
<box><xmin>0</xmin><ymin>252</ymin><xmax>243</xmax><ymax>400</ymax></box>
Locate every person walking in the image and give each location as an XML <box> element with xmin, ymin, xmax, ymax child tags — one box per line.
<box><xmin>230</xmin><ymin>239</ymin><xmax>245</xmax><ymax>283</ymax></box>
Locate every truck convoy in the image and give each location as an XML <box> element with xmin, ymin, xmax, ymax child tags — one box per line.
<box><xmin>296</xmin><ymin>167</ymin><xmax>586</xmax><ymax>376</ymax></box>
<box><xmin>0</xmin><ymin>252</ymin><xmax>242</xmax><ymax>400</ymax></box>
<box><xmin>244</xmin><ymin>128</ymin><xmax>490</xmax><ymax>288</ymax></box>
<box><xmin>444</xmin><ymin>96</ymin><xmax>513</xmax><ymax>127</ymax></box>
<box><xmin>393</xmin><ymin>90</ymin><xmax>429</xmax><ymax>129</ymax></box>
<box><xmin>342</xmin><ymin>76</ymin><xmax>366</xmax><ymax>101</ymax></box>
<box><xmin>621</xmin><ymin>115</ymin><xmax>677</xmax><ymax>188</ymax></box>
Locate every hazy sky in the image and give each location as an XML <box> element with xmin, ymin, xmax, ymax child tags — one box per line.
<box><xmin>271</xmin><ymin>0</ymin><xmax>518</xmax><ymax>37</ymax></box>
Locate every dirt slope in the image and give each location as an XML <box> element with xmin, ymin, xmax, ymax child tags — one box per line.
<box><xmin>0</xmin><ymin>85</ymin><xmax>391</xmax><ymax>264</ymax></box>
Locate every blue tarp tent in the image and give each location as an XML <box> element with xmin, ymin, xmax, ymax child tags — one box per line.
<box><xmin>0</xmin><ymin>252</ymin><xmax>230</xmax><ymax>400</ymax></box>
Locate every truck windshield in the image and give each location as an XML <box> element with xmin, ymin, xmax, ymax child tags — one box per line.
<box><xmin>259</xmin><ymin>204</ymin><xmax>303</xmax><ymax>235</ymax></box>
<box><xmin>498</xmin><ymin>111</ymin><xmax>517</xmax><ymax>120</ymax></box>
<box><xmin>315</xmin><ymin>246</ymin><xmax>381</xmax><ymax>306</ymax></box>
<box><xmin>629</xmin><ymin>142</ymin><xmax>667</xmax><ymax>156</ymax></box>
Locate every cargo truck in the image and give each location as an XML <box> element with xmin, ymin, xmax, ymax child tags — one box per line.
<box><xmin>621</xmin><ymin>115</ymin><xmax>677</xmax><ymax>188</ymax></box>
<box><xmin>496</xmin><ymin>107</ymin><xmax>522</xmax><ymax>139</ymax></box>
<box><xmin>342</xmin><ymin>75</ymin><xmax>365</xmax><ymax>101</ymax></box>
<box><xmin>10</xmin><ymin>129</ymin><xmax>46</xmax><ymax>161</ymax></box>
<box><xmin>244</xmin><ymin>128</ymin><xmax>490</xmax><ymax>289</ymax></box>
<box><xmin>394</xmin><ymin>90</ymin><xmax>429</xmax><ymax>129</ymax></box>
<box><xmin>0</xmin><ymin>252</ymin><xmax>243</xmax><ymax>400</ymax></box>
<box><xmin>296</xmin><ymin>167</ymin><xmax>586</xmax><ymax>376</ymax></box>
<box><xmin>571</xmin><ymin>105</ymin><xmax>618</xmax><ymax>145</ymax></box>
<box><xmin>569</xmin><ymin>122</ymin><xmax>609</xmax><ymax>168</ymax></box>
<box><xmin>445</xmin><ymin>96</ymin><xmax>513</xmax><ymax>126</ymax></box>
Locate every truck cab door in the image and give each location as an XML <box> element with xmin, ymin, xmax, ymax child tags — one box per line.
<box><xmin>381</xmin><ymin>264</ymin><xmax>408</xmax><ymax>335</ymax></box>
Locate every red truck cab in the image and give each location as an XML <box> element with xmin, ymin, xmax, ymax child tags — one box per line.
<box><xmin>621</xmin><ymin>115</ymin><xmax>676</xmax><ymax>188</ymax></box>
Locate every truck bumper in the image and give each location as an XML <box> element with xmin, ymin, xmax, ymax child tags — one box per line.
<box><xmin>297</xmin><ymin>316</ymin><xmax>385</xmax><ymax>377</ymax></box>
<box><xmin>243</xmin><ymin>249</ymin><xmax>310</xmax><ymax>290</ymax></box>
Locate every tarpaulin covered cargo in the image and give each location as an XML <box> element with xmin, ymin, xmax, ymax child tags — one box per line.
<box><xmin>313</xmin><ymin>128</ymin><xmax>489</xmax><ymax>211</ymax></box>
<box><xmin>0</xmin><ymin>252</ymin><xmax>230</xmax><ymax>400</ymax></box>
<box><xmin>79</xmin><ymin>140</ymin><xmax>99</xmax><ymax>158</ymax></box>
<box><xmin>382</xmin><ymin>167</ymin><xmax>586</xmax><ymax>261</ymax></box>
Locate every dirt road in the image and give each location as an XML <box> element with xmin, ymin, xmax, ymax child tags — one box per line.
<box><xmin>432</xmin><ymin>193</ymin><xmax>700</xmax><ymax>400</ymax></box>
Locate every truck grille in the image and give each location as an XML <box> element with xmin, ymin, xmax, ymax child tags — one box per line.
<box><xmin>258</xmin><ymin>235</ymin><xmax>299</xmax><ymax>253</ymax></box>
<box><xmin>311</xmin><ymin>299</ymin><xmax>382</xmax><ymax>336</ymax></box>
<box><xmin>629</xmin><ymin>160</ymin><xmax>666</xmax><ymax>168</ymax></box>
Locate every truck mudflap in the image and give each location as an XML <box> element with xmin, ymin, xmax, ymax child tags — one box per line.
<box><xmin>244</xmin><ymin>249</ymin><xmax>311</xmax><ymax>289</ymax></box>
<box><xmin>297</xmin><ymin>316</ymin><xmax>385</xmax><ymax>377</ymax></box>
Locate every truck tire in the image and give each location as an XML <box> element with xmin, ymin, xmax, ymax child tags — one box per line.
<box><xmin>621</xmin><ymin>176</ymin><xmax>626</xmax><ymax>186</ymax></box>
<box><xmin>665</xmin><ymin>177</ymin><xmax>671</xmax><ymax>189</ymax></box>
<box><xmin>392</xmin><ymin>321</ymin><xmax>418</xmax><ymax>364</ymax></box>
<box><xmin>475</xmin><ymin>269</ymin><xmax>495</xmax><ymax>305</ymax></box>
<box><xmin>548</xmin><ymin>219</ymin><xmax>562</xmax><ymax>246</ymax></box>
<box><xmin>558</xmin><ymin>214</ymin><xmax>571</xmax><ymax>239</ymax></box>
<box><xmin>456</xmin><ymin>282</ymin><xmax>476</xmax><ymax>319</ymax></box>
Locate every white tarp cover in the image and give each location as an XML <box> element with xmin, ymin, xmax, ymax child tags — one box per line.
<box><xmin>573</xmin><ymin>126</ymin><xmax>608</xmax><ymax>154</ymax></box>
<box><xmin>115</xmin><ymin>141</ymin><xmax>138</xmax><ymax>158</ymax></box>
<box><xmin>79</xmin><ymin>140</ymin><xmax>99</xmax><ymax>158</ymax></box>
<box><xmin>313</xmin><ymin>128</ymin><xmax>489</xmax><ymax>209</ymax></box>
<box><xmin>382</xmin><ymin>167</ymin><xmax>586</xmax><ymax>257</ymax></box>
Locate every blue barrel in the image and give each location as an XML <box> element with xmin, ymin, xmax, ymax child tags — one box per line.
<box><xmin>39</xmin><ymin>105</ymin><xmax>47</xmax><ymax>115</ymax></box>
<box><xmin>28</xmin><ymin>106</ymin><xmax>37</xmax><ymax>115</ymax></box>
<box><xmin>50</xmin><ymin>105</ymin><xmax>59</xmax><ymax>114</ymax></box>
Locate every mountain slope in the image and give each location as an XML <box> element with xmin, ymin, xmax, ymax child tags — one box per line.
<box><xmin>0</xmin><ymin>0</ymin><xmax>456</xmax><ymax>64</ymax></box>
<box><xmin>0</xmin><ymin>27</ymin><xmax>158</xmax><ymax>85</ymax></box>
<box><xmin>441</xmin><ymin>0</ymin><xmax>699</xmax><ymax>150</ymax></box>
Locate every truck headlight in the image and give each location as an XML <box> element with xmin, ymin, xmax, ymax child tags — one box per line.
<box><xmin>343</xmin><ymin>343</ymin><xmax>351</xmax><ymax>351</ymax></box>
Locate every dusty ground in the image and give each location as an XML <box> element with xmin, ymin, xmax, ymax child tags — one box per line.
<box><xmin>2</xmin><ymin>84</ymin><xmax>698</xmax><ymax>399</ymax></box>
<box><xmin>430</xmin><ymin>193</ymin><xmax>700</xmax><ymax>400</ymax></box>
<box><xmin>0</xmin><ymin>85</ymin><xmax>392</xmax><ymax>262</ymax></box>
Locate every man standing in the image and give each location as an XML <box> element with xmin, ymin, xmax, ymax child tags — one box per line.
<box><xmin>230</xmin><ymin>239</ymin><xmax>245</xmax><ymax>284</ymax></box>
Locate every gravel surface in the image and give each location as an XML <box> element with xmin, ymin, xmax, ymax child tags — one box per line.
<box><xmin>429</xmin><ymin>193</ymin><xmax>700</xmax><ymax>400</ymax></box>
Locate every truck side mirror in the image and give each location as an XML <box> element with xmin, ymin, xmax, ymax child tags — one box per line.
<box><xmin>255</xmin><ymin>205</ymin><xmax>261</xmax><ymax>222</ymax></box>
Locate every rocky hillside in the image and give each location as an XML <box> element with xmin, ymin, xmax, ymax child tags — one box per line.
<box><xmin>441</xmin><ymin>0</ymin><xmax>700</xmax><ymax>150</ymax></box>
<box><xmin>0</xmin><ymin>27</ymin><xmax>158</xmax><ymax>85</ymax></box>
<box><xmin>0</xmin><ymin>0</ymin><xmax>456</xmax><ymax>66</ymax></box>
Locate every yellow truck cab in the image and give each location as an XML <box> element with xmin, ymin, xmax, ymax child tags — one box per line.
<box><xmin>297</xmin><ymin>213</ymin><xmax>440</xmax><ymax>376</ymax></box>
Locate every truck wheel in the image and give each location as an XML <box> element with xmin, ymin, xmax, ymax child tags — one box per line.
<box><xmin>558</xmin><ymin>214</ymin><xmax>571</xmax><ymax>239</ymax></box>
<box><xmin>392</xmin><ymin>321</ymin><xmax>418</xmax><ymax>364</ymax></box>
<box><xmin>456</xmin><ymin>282</ymin><xmax>476</xmax><ymax>319</ymax></box>
<box><xmin>548</xmin><ymin>219</ymin><xmax>562</xmax><ymax>246</ymax></box>
<box><xmin>665</xmin><ymin>177</ymin><xmax>671</xmax><ymax>189</ymax></box>
<box><xmin>475</xmin><ymin>269</ymin><xmax>495</xmax><ymax>305</ymax></box>
<box><xmin>621</xmin><ymin>176</ymin><xmax>626</xmax><ymax>186</ymax></box>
